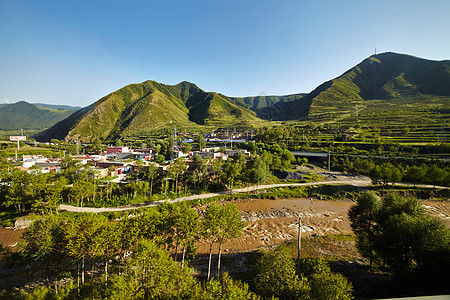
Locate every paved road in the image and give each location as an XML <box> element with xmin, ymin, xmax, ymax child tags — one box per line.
<box><xmin>59</xmin><ymin>179</ymin><xmax>373</xmax><ymax>213</ymax></box>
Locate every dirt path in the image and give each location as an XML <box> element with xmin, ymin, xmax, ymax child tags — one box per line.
<box><xmin>59</xmin><ymin>179</ymin><xmax>372</xmax><ymax>213</ymax></box>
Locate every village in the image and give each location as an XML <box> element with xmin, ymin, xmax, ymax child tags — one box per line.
<box><xmin>13</xmin><ymin>137</ymin><xmax>251</xmax><ymax>182</ymax></box>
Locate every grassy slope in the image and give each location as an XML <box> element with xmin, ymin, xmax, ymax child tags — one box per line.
<box><xmin>34</xmin><ymin>52</ymin><xmax>450</xmax><ymax>141</ymax></box>
<box><xmin>36</xmin><ymin>81</ymin><xmax>268</xmax><ymax>142</ymax></box>
<box><xmin>301</xmin><ymin>53</ymin><xmax>450</xmax><ymax>121</ymax></box>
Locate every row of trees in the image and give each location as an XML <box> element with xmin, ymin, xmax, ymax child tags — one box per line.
<box><xmin>349</xmin><ymin>192</ymin><xmax>450</xmax><ymax>294</ymax></box>
<box><xmin>335</xmin><ymin>156</ymin><xmax>449</xmax><ymax>187</ymax></box>
<box><xmin>12</xmin><ymin>202</ymin><xmax>245</xmax><ymax>296</ymax></box>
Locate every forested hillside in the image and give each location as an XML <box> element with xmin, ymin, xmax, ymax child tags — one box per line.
<box><xmin>0</xmin><ymin>101</ymin><xmax>79</xmax><ymax>130</ymax></box>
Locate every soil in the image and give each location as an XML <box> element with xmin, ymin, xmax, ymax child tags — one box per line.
<box><xmin>0</xmin><ymin>228</ymin><xmax>24</xmax><ymax>252</ymax></box>
<box><xmin>196</xmin><ymin>198</ymin><xmax>356</xmax><ymax>255</ymax></box>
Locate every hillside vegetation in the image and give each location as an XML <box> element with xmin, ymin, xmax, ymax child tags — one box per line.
<box><xmin>36</xmin><ymin>81</ymin><xmax>264</xmax><ymax>142</ymax></box>
<box><xmin>34</xmin><ymin>52</ymin><xmax>450</xmax><ymax>142</ymax></box>
<box><xmin>0</xmin><ymin>101</ymin><xmax>79</xmax><ymax>131</ymax></box>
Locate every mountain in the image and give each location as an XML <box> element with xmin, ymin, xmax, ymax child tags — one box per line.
<box><xmin>33</xmin><ymin>103</ymin><xmax>82</xmax><ymax>110</ymax></box>
<box><xmin>282</xmin><ymin>52</ymin><xmax>450</xmax><ymax>120</ymax></box>
<box><xmin>0</xmin><ymin>101</ymin><xmax>80</xmax><ymax>131</ymax></box>
<box><xmin>35</xmin><ymin>81</ymin><xmax>263</xmax><ymax>142</ymax></box>
<box><xmin>226</xmin><ymin>93</ymin><xmax>306</xmax><ymax>120</ymax></box>
<box><xmin>34</xmin><ymin>52</ymin><xmax>450</xmax><ymax>142</ymax></box>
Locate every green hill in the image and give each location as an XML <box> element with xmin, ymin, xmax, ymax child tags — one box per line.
<box><xmin>34</xmin><ymin>52</ymin><xmax>450</xmax><ymax>142</ymax></box>
<box><xmin>283</xmin><ymin>52</ymin><xmax>450</xmax><ymax>120</ymax></box>
<box><xmin>35</xmin><ymin>81</ymin><xmax>264</xmax><ymax>142</ymax></box>
<box><xmin>0</xmin><ymin>101</ymin><xmax>79</xmax><ymax>130</ymax></box>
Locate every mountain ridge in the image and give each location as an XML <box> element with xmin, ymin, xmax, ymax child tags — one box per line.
<box><xmin>34</xmin><ymin>52</ymin><xmax>450</xmax><ymax>141</ymax></box>
<box><xmin>0</xmin><ymin>101</ymin><xmax>80</xmax><ymax>131</ymax></box>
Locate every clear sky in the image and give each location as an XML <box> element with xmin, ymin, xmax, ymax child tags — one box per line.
<box><xmin>1</xmin><ymin>0</ymin><xmax>449</xmax><ymax>107</ymax></box>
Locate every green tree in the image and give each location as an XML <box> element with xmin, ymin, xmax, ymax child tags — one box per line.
<box><xmin>349</xmin><ymin>192</ymin><xmax>450</xmax><ymax>293</ymax></box>
<box><xmin>202</xmin><ymin>203</ymin><xmax>221</xmax><ymax>280</ymax></box>
<box><xmin>200</xmin><ymin>272</ymin><xmax>261</xmax><ymax>300</ymax></box>
<box><xmin>181</xmin><ymin>142</ymin><xmax>192</xmax><ymax>154</ymax></box>
<box><xmin>244</xmin><ymin>156</ymin><xmax>269</xmax><ymax>187</ymax></box>
<box><xmin>300</xmin><ymin>258</ymin><xmax>353</xmax><ymax>300</ymax></box>
<box><xmin>348</xmin><ymin>192</ymin><xmax>381</xmax><ymax>268</ymax></box>
<box><xmin>215</xmin><ymin>204</ymin><xmax>246</xmax><ymax>277</ymax></box>
<box><xmin>196</xmin><ymin>134</ymin><xmax>206</xmax><ymax>151</ymax></box>
<box><xmin>106</xmin><ymin>240</ymin><xmax>199</xmax><ymax>299</ymax></box>
<box><xmin>254</xmin><ymin>247</ymin><xmax>309</xmax><ymax>300</ymax></box>
<box><xmin>19</xmin><ymin>216</ymin><xmax>68</xmax><ymax>288</ymax></box>
<box><xmin>155</xmin><ymin>154</ymin><xmax>165</xmax><ymax>164</ymax></box>
<box><xmin>144</xmin><ymin>163</ymin><xmax>159</xmax><ymax>196</ymax></box>
<box><xmin>64</xmin><ymin>214</ymin><xmax>107</xmax><ymax>285</ymax></box>
<box><xmin>426</xmin><ymin>164</ymin><xmax>444</xmax><ymax>187</ymax></box>
<box><xmin>176</xmin><ymin>204</ymin><xmax>200</xmax><ymax>267</ymax></box>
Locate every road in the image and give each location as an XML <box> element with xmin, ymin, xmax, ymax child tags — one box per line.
<box><xmin>58</xmin><ymin>179</ymin><xmax>372</xmax><ymax>213</ymax></box>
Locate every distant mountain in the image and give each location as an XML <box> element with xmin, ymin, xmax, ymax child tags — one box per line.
<box><xmin>35</xmin><ymin>81</ymin><xmax>263</xmax><ymax>142</ymax></box>
<box><xmin>226</xmin><ymin>93</ymin><xmax>306</xmax><ymax>120</ymax></box>
<box><xmin>282</xmin><ymin>52</ymin><xmax>450</xmax><ymax>120</ymax></box>
<box><xmin>33</xmin><ymin>103</ymin><xmax>82</xmax><ymax>111</ymax></box>
<box><xmin>0</xmin><ymin>101</ymin><xmax>79</xmax><ymax>131</ymax></box>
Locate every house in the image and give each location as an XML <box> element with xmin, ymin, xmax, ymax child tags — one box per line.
<box><xmin>107</xmin><ymin>146</ymin><xmax>130</xmax><ymax>154</ymax></box>
<box><xmin>225</xmin><ymin>149</ymin><xmax>251</xmax><ymax>157</ymax></box>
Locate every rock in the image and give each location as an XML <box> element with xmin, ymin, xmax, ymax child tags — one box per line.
<box><xmin>15</xmin><ymin>217</ymin><xmax>33</xmax><ymax>230</ymax></box>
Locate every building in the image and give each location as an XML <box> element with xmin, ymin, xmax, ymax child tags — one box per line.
<box><xmin>107</xmin><ymin>146</ymin><xmax>130</xmax><ymax>154</ymax></box>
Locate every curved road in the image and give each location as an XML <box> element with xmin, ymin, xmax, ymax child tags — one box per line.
<box><xmin>59</xmin><ymin>179</ymin><xmax>372</xmax><ymax>213</ymax></box>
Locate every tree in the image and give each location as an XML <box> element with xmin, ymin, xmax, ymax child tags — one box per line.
<box><xmin>406</xmin><ymin>165</ymin><xmax>426</xmax><ymax>186</ymax></box>
<box><xmin>348</xmin><ymin>192</ymin><xmax>381</xmax><ymax>268</ymax></box>
<box><xmin>155</xmin><ymin>154</ymin><xmax>165</xmax><ymax>164</ymax></box>
<box><xmin>349</xmin><ymin>192</ymin><xmax>450</xmax><ymax>293</ymax></box>
<box><xmin>33</xmin><ymin>177</ymin><xmax>67</xmax><ymax>214</ymax></box>
<box><xmin>202</xmin><ymin>203</ymin><xmax>221</xmax><ymax>280</ymax></box>
<box><xmin>106</xmin><ymin>240</ymin><xmax>199</xmax><ymax>299</ymax></box>
<box><xmin>144</xmin><ymin>163</ymin><xmax>159</xmax><ymax>196</ymax></box>
<box><xmin>64</xmin><ymin>214</ymin><xmax>107</xmax><ymax>285</ymax></box>
<box><xmin>215</xmin><ymin>204</ymin><xmax>246</xmax><ymax>277</ymax></box>
<box><xmin>222</xmin><ymin>159</ymin><xmax>242</xmax><ymax>192</ymax></box>
<box><xmin>181</xmin><ymin>142</ymin><xmax>192</xmax><ymax>154</ymax></box>
<box><xmin>254</xmin><ymin>247</ymin><xmax>310</xmax><ymax>300</ymax></box>
<box><xmin>19</xmin><ymin>216</ymin><xmax>68</xmax><ymax>289</ymax></box>
<box><xmin>5</xmin><ymin>169</ymin><xmax>32</xmax><ymax>213</ymax></box>
<box><xmin>244</xmin><ymin>156</ymin><xmax>269</xmax><ymax>188</ymax></box>
<box><xmin>201</xmin><ymin>272</ymin><xmax>261</xmax><ymax>300</ymax></box>
<box><xmin>196</xmin><ymin>134</ymin><xmax>206</xmax><ymax>151</ymax></box>
<box><xmin>176</xmin><ymin>204</ymin><xmax>200</xmax><ymax>267</ymax></box>
<box><xmin>300</xmin><ymin>258</ymin><xmax>353</xmax><ymax>300</ymax></box>
<box><xmin>426</xmin><ymin>164</ymin><xmax>444</xmax><ymax>187</ymax></box>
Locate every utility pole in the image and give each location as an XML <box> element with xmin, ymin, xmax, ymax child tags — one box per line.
<box><xmin>297</xmin><ymin>215</ymin><xmax>302</xmax><ymax>275</ymax></box>
<box><xmin>328</xmin><ymin>151</ymin><xmax>331</xmax><ymax>171</ymax></box>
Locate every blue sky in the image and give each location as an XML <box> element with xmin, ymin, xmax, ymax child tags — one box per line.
<box><xmin>1</xmin><ymin>0</ymin><xmax>449</xmax><ymax>107</ymax></box>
